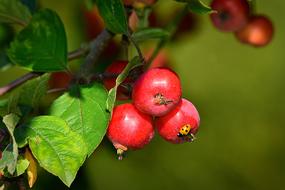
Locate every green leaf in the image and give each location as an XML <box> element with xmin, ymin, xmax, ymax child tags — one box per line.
<box><xmin>0</xmin><ymin>113</ymin><xmax>20</xmax><ymax>174</ymax></box>
<box><xmin>0</xmin><ymin>74</ymin><xmax>49</xmax><ymax>117</ymax></box>
<box><xmin>0</xmin><ymin>0</ymin><xmax>31</xmax><ymax>26</ymax></box>
<box><xmin>176</xmin><ymin>0</ymin><xmax>213</xmax><ymax>14</ymax></box>
<box><xmin>132</xmin><ymin>28</ymin><xmax>170</xmax><ymax>43</ymax></box>
<box><xmin>15</xmin><ymin>116</ymin><xmax>87</xmax><ymax>187</ymax></box>
<box><xmin>0</xmin><ymin>99</ymin><xmax>8</xmax><ymax>117</ymax></box>
<box><xmin>16</xmin><ymin>157</ymin><xmax>29</xmax><ymax>176</ymax></box>
<box><xmin>18</xmin><ymin>74</ymin><xmax>50</xmax><ymax>108</ymax></box>
<box><xmin>8</xmin><ymin>9</ymin><xmax>68</xmax><ymax>72</ymax></box>
<box><xmin>106</xmin><ymin>56</ymin><xmax>141</xmax><ymax>112</ymax></box>
<box><xmin>49</xmin><ymin>83</ymin><xmax>110</xmax><ymax>156</ymax></box>
<box><xmin>0</xmin><ymin>144</ymin><xmax>16</xmax><ymax>174</ymax></box>
<box><xmin>96</xmin><ymin>0</ymin><xmax>128</xmax><ymax>34</ymax></box>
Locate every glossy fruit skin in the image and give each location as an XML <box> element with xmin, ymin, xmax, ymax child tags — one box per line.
<box><xmin>103</xmin><ymin>60</ymin><xmax>132</xmax><ymax>100</ymax></box>
<box><xmin>107</xmin><ymin>103</ymin><xmax>154</xmax><ymax>150</ymax></box>
<box><xmin>132</xmin><ymin>68</ymin><xmax>182</xmax><ymax>117</ymax></box>
<box><xmin>210</xmin><ymin>0</ymin><xmax>250</xmax><ymax>32</ymax></box>
<box><xmin>235</xmin><ymin>15</ymin><xmax>274</xmax><ymax>47</ymax></box>
<box><xmin>155</xmin><ymin>98</ymin><xmax>200</xmax><ymax>144</ymax></box>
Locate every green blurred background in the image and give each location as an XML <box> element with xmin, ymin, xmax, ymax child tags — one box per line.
<box><xmin>1</xmin><ymin>0</ymin><xmax>285</xmax><ymax>189</ymax></box>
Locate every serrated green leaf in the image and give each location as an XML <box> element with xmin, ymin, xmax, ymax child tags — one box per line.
<box><xmin>16</xmin><ymin>157</ymin><xmax>29</xmax><ymax>176</ymax></box>
<box><xmin>132</xmin><ymin>28</ymin><xmax>170</xmax><ymax>43</ymax></box>
<box><xmin>0</xmin><ymin>0</ymin><xmax>31</xmax><ymax>26</ymax></box>
<box><xmin>106</xmin><ymin>56</ymin><xmax>141</xmax><ymax>112</ymax></box>
<box><xmin>176</xmin><ymin>0</ymin><xmax>213</xmax><ymax>14</ymax></box>
<box><xmin>49</xmin><ymin>83</ymin><xmax>110</xmax><ymax>156</ymax></box>
<box><xmin>14</xmin><ymin>116</ymin><xmax>87</xmax><ymax>187</ymax></box>
<box><xmin>96</xmin><ymin>0</ymin><xmax>128</xmax><ymax>34</ymax></box>
<box><xmin>0</xmin><ymin>113</ymin><xmax>20</xmax><ymax>174</ymax></box>
<box><xmin>8</xmin><ymin>9</ymin><xmax>68</xmax><ymax>72</ymax></box>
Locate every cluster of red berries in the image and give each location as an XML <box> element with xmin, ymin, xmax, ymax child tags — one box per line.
<box><xmin>104</xmin><ymin>61</ymin><xmax>200</xmax><ymax>160</ymax></box>
<box><xmin>210</xmin><ymin>0</ymin><xmax>274</xmax><ymax>47</ymax></box>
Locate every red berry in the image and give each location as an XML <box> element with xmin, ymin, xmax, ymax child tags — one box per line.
<box><xmin>107</xmin><ymin>103</ymin><xmax>154</xmax><ymax>159</ymax></box>
<box><xmin>155</xmin><ymin>98</ymin><xmax>200</xmax><ymax>144</ymax></box>
<box><xmin>210</xmin><ymin>0</ymin><xmax>250</xmax><ymax>32</ymax></box>
<box><xmin>235</xmin><ymin>15</ymin><xmax>274</xmax><ymax>47</ymax></box>
<box><xmin>132</xmin><ymin>68</ymin><xmax>182</xmax><ymax>117</ymax></box>
<box><xmin>103</xmin><ymin>60</ymin><xmax>132</xmax><ymax>100</ymax></box>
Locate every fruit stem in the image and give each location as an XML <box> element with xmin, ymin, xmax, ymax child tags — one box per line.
<box><xmin>117</xmin><ymin>148</ymin><xmax>125</xmax><ymax>161</ymax></box>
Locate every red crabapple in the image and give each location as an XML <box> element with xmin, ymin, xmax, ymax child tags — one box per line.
<box><xmin>210</xmin><ymin>0</ymin><xmax>250</xmax><ymax>32</ymax></box>
<box><xmin>235</xmin><ymin>15</ymin><xmax>274</xmax><ymax>47</ymax></box>
<box><xmin>132</xmin><ymin>67</ymin><xmax>182</xmax><ymax>117</ymax></box>
<box><xmin>155</xmin><ymin>98</ymin><xmax>200</xmax><ymax>144</ymax></box>
<box><xmin>107</xmin><ymin>103</ymin><xmax>154</xmax><ymax>160</ymax></box>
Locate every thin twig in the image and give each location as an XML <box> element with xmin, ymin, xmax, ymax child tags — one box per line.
<box><xmin>147</xmin><ymin>5</ymin><xmax>189</xmax><ymax>67</ymax></box>
<box><xmin>0</xmin><ymin>72</ymin><xmax>41</xmax><ymax>96</ymax></box>
<box><xmin>47</xmin><ymin>88</ymin><xmax>68</xmax><ymax>94</ymax></box>
<box><xmin>68</xmin><ymin>44</ymin><xmax>89</xmax><ymax>61</ymax></box>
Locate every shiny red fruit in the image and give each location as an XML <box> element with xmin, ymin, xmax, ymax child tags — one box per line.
<box><xmin>210</xmin><ymin>0</ymin><xmax>250</xmax><ymax>32</ymax></box>
<box><xmin>132</xmin><ymin>68</ymin><xmax>182</xmax><ymax>117</ymax></box>
<box><xmin>155</xmin><ymin>98</ymin><xmax>200</xmax><ymax>144</ymax></box>
<box><xmin>235</xmin><ymin>15</ymin><xmax>274</xmax><ymax>47</ymax></box>
<box><xmin>103</xmin><ymin>60</ymin><xmax>132</xmax><ymax>100</ymax></box>
<box><xmin>107</xmin><ymin>103</ymin><xmax>154</xmax><ymax>159</ymax></box>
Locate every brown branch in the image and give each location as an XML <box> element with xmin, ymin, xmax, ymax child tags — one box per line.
<box><xmin>78</xmin><ymin>29</ymin><xmax>114</xmax><ymax>80</ymax></box>
<box><xmin>0</xmin><ymin>72</ymin><xmax>41</xmax><ymax>96</ymax></box>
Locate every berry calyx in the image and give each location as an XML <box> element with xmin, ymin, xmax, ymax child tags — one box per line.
<box><xmin>107</xmin><ymin>103</ymin><xmax>154</xmax><ymax>160</ymax></box>
<box><xmin>155</xmin><ymin>98</ymin><xmax>200</xmax><ymax>144</ymax></box>
<box><xmin>132</xmin><ymin>67</ymin><xmax>182</xmax><ymax>117</ymax></box>
<box><xmin>235</xmin><ymin>15</ymin><xmax>274</xmax><ymax>47</ymax></box>
<box><xmin>210</xmin><ymin>0</ymin><xmax>250</xmax><ymax>32</ymax></box>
